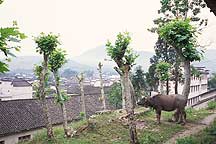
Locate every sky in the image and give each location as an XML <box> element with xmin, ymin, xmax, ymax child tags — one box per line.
<box><xmin>0</xmin><ymin>0</ymin><xmax>216</xmax><ymax>57</ymax></box>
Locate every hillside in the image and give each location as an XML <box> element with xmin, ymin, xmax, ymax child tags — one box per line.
<box><xmin>20</xmin><ymin>107</ymin><xmax>215</xmax><ymax>144</ymax></box>
<box><xmin>73</xmin><ymin>45</ymin><xmax>154</xmax><ymax>72</ymax></box>
<box><xmin>4</xmin><ymin>48</ymin><xmax>216</xmax><ymax>73</ymax></box>
<box><xmin>6</xmin><ymin>56</ymin><xmax>92</xmax><ymax>73</ymax></box>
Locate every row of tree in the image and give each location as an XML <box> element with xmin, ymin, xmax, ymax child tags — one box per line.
<box><xmin>106</xmin><ymin>0</ymin><xmax>208</xmax><ymax>143</ymax></box>
<box><xmin>0</xmin><ymin>0</ymin><xmax>209</xmax><ymax>143</ymax></box>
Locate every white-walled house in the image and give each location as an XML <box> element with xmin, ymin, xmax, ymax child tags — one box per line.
<box><xmin>168</xmin><ymin>66</ymin><xmax>209</xmax><ymax>106</ymax></box>
<box><xmin>0</xmin><ymin>78</ymin><xmax>32</xmax><ymax>101</ymax></box>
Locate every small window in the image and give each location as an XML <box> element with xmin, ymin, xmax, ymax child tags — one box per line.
<box><xmin>18</xmin><ymin>135</ymin><xmax>31</xmax><ymax>142</ymax></box>
<box><xmin>0</xmin><ymin>141</ymin><xmax>5</xmax><ymax>144</ymax></box>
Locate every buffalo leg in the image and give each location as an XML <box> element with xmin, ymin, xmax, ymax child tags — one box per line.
<box><xmin>178</xmin><ymin>108</ymin><xmax>186</xmax><ymax>125</ymax></box>
<box><xmin>174</xmin><ymin>109</ymin><xmax>180</xmax><ymax>122</ymax></box>
<box><xmin>156</xmin><ymin>110</ymin><xmax>161</xmax><ymax>124</ymax></box>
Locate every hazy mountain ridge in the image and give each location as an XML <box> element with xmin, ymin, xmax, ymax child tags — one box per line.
<box><xmin>5</xmin><ymin>47</ymin><xmax>216</xmax><ymax>73</ymax></box>
<box><xmin>7</xmin><ymin>56</ymin><xmax>92</xmax><ymax>73</ymax></box>
<box><xmin>73</xmin><ymin>45</ymin><xmax>154</xmax><ymax>71</ymax></box>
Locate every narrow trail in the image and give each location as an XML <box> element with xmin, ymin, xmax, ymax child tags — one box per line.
<box><xmin>164</xmin><ymin>113</ymin><xmax>216</xmax><ymax>144</ymax></box>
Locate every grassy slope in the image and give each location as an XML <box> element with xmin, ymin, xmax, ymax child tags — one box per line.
<box><xmin>20</xmin><ymin>108</ymin><xmax>213</xmax><ymax>144</ymax></box>
<box><xmin>176</xmin><ymin>119</ymin><xmax>216</xmax><ymax>144</ymax></box>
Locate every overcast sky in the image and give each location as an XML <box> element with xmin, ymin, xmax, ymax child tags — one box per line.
<box><xmin>0</xmin><ymin>0</ymin><xmax>216</xmax><ymax>57</ymax></box>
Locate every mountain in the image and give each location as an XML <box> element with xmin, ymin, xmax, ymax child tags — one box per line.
<box><xmin>4</xmin><ymin>48</ymin><xmax>216</xmax><ymax>74</ymax></box>
<box><xmin>6</xmin><ymin>56</ymin><xmax>92</xmax><ymax>73</ymax></box>
<box><xmin>73</xmin><ymin>45</ymin><xmax>154</xmax><ymax>72</ymax></box>
<box><xmin>73</xmin><ymin>46</ymin><xmax>216</xmax><ymax>73</ymax></box>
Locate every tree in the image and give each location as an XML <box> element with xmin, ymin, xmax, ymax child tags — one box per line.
<box><xmin>149</xmin><ymin>0</ymin><xmax>207</xmax><ymax>94</ymax></box>
<box><xmin>156</xmin><ymin>62</ymin><xmax>171</xmax><ymax>94</ymax></box>
<box><xmin>76</xmin><ymin>73</ymin><xmax>87</xmax><ymax>120</ymax></box>
<box><xmin>34</xmin><ymin>33</ymin><xmax>60</xmax><ymax>139</ymax></box>
<box><xmin>150</xmin><ymin>38</ymin><xmax>177</xmax><ymax>94</ymax></box>
<box><xmin>98</xmin><ymin>62</ymin><xmax>106</xmax><ymax>110</ymax></box>
<box><xmin>159</xmin><ymin>19</ymin><xmax>202</xmax><ymax>99</ymax></box>
<box><xmin>106</xmin><ymin>32</ymin><xmax>139</xmax><ymax>144</ymax></box>
<box><xmin>0</xmin><ymin>19</ymin><xmax>26</xmax><ymax>73</ymax></box>
<box><xmin>208</xmin><ymin>73</ymin><xmax>216</xmax><ymax>90</ymax></box>
<box><xmin>145</xmin><ymin>64</ymin><xmax>159</xmax><ymax>92</ymax></box>
<box><xmin>48</xmin><ymin>48</ymin><xmax>73</xmax><ymax>137</ymax></box>
<box><xmin>131</xmin><ymin>66</ymin><xmax>148</xmax><ymax>100</ymax></box>
<box><xmin>108</xmin><ymin>82</ymin><xmax>122</xmax><ymax>109</ymax></box>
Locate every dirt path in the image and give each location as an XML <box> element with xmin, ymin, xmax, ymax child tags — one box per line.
<box><xmin>164</xmin><ymin>113</ymin><xmax>216</xmax><ymax>144</ymax></box>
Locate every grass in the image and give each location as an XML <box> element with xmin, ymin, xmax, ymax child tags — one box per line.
<box><xmin>176</xmin><ymin>119</ymin><xmax>216</xmax><ymax>144</ymax></box>
<box><xmin>207</xmin><ymin>101</ymin><xmax>216</xmax><ymax>110</ymax></box>
<box><xmin>20</xmin><ymin>107</ymin><xmax>214</xmax><ymax>144</ymax></box>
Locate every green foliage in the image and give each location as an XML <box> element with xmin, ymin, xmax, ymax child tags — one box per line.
<box><xmin>0</xmin><ymin>22</ymin><xmax>26</xmax><ymax>73</ymax></box>
<box><xmin>191</xmin><ymin>65</ymin><xmax>201</xmax><ymax>77</ymax></box>
<box><xmin>108</xmin><ymin>82</ymin><xmax>122</xmax><ymax>109</ymax></box>
<box><xmin>208</xmin><ymin>73</ymin><xmax>216</xmax><ymax>90</ymax></box>
<box><xmin>106</xmin><ymin>32</ymin><xmax>138</xmax><ymax>70</ymax></box>
<box><xmin>34</xmin><ymin>33</ymin><xmax>59</xmax><ymax>56</ymax></box>
<box><xmin>176</xmin><ymin>137</ymin><xmax>197</xmax><ymax>144</ymax></box>
<box><xmin>33</xmin><ymin>64</ymin><xmax>51</xmax><ymax>99</ymax></box>
<box><xmin>79</xmin><ymin>112</ymin><xmax>86</xmax><ymax>120</ymax></box>
<box><xmin>54</xmin><ymin>91</ymin><xmax>69</xmax><ymax>104</ymax></box>
<box><xmin>176</xmin><ymin>120</ymin><xmax>216</xmax><ymax>144</ymax></box>
<box><xmin>20</xmin><ymin>107</ymin><xmax>215</xmax><ymax>144</ymax></box>
<box><xmin>156</xmin><ymin>61</ymin><xmax>171</xmax><ymax>81</ymax></box>
<box><xmin>207</xmin><ymin>101</ymin><xmax>216</xmax><ymax>110</ymax></box>
<box><xmin>159</xmin><ymin>19</ymin><xmax>202</xmax><ymax>62</ymax></box>
<box><xmin>0</xmin><ymin>61</ymin><xmax>9</xmax><ymax>73</ymax></box>
<box><xmin>157</xmin><ymin>0</ymin><xmax>207</xmax><ymax>26</ymax></box>
<box><xmin>131</xmin><ymin>66</ymin><xmax>148</xmax><ymax>98</ymax></box>
<box><xmin>34</xmin><ymin>64</ymin><xmax>43</xmax><ymax>78</ymax></box>
<box><xmin>207</xmin><ymin>121</ymin><xmax>216</xmax><ymax>136</ymax></box>
<box><xmin>48</xmin><ymin>48</ymin><xmax>67</xmax><ymax>73</ymax></box>
<box><xmin>145</xmin><ymin>64</ymin><xmax>159</xmax><ymax>91</ymax></box>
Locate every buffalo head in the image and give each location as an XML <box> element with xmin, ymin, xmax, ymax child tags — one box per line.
<box><xmin>137</xmin><ymin>97</ymin><xmax>151</xmax><ymax>108</ymax></box>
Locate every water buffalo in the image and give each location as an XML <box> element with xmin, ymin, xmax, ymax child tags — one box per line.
<box><xmin>137</xmin><ymin>94</ymin><xmax>187</xmax><ymax>124</ymax></box>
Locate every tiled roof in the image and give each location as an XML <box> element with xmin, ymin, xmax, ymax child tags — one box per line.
<box><xmin>11</xmin><ymin>78</ymin><xmax>31</xmax><ymax>87</ymax></box>
<box><xmin>205</xmin><ymin>0</ymin><xmax>216</xmax><ymax>15</ymax></box>
<box><xmin>66</xmin><ymin>85</ymin><xmax>111</xmax><ymax>95</ymax></box>
<box><xmin>0</xmin><ymin>93</ymin><xmax>112</xmax><ymax>137</ymax></box>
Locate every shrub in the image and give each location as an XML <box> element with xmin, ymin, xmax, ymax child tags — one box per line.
<box><xmin>207</xmin><ymin>101</ymin><xmax>216</xmax><ymax>110</ymax></box>
<box><xmin>176</xmin><ymin>137</ymin><xmax>197</xmax><ymax>144</ymax></box>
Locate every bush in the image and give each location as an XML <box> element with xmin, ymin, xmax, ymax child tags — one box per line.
<box><xmin>176</xmin><ymin>137</ymin><xmax>197</xmax><ymax>144</ymax></box>
<box><xmin>207</xmin><ymin>101</ymin><xmax>216</xmax><ymax>110</ymax></box>
<box><xmin>140</xmin><ymin>132</ymin><xmax>160</xmax><ymax>144</ymax></box>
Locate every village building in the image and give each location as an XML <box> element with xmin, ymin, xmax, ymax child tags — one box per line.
<box><xmin>168</xmin><ymin>66</ymin><xmax>209</xmax><ymax>106</ymax></box>
<box><xmin>0</xmin><ymin>89</ymin><xmax>112</xmax><ymax>144</ymax></box>
<box><xmin>0</xmin><ymin>78</ymin><xmax>32</xmax><ymax>101</ymax></box>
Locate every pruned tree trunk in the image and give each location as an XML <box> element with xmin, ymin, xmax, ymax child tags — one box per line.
<box><xmin>120</xmin><ymin>76</ymin><xmax>126</xmax><ymax>109</ymax></box>
<box><xmin>166</xmin><ymin>80</ymin><xmax>169</xmax><ymax>95</ymax></box>
<box><xmin>39</xmin><ymin>55</ymin><xmax>54</xmax><ymax>139</ymax></box>
<box><xmin>98</xmin><ymin>62</ymin><xmax>106</xmax><ymax>110</ymax></box>
<box><xmin>129</xmin><ymin>79</ymin><xmax>136</xmax><ymax>107</ymax></box>
<box><xmin>174</xmin><ymin>59</ymin><xmax>180</xmax><ymax>94</ymax></box>
<box><xmin>182</xmin><ymin>60</ymin><xmax>191</xmax><ymax>99</ymax></box>
<box><xmin>41</xmin><ymin>99</ymin><xmax>54</xmax><ymax>139</ymax></box>
<box><xmin>123</xmin><ymin>66</ymin><xmax>139</xmax><ymax>144</ymax></box>
<box><xmin>160</xmin><ymin>81</ymin><xmax>165</xmax><ymax>94</ymax></box>
<box><xmin>61</xmin><ymin>103</ymin><xmax>73</xmax><ymax>137</ymax></box>
<box><xmin>77</xmin><ymin>73</ymin><xmax>87</xmax><ymax>119</ymax></box>
<box><xmin>174</xmin><ymin>66</ymin><xmax>179</xmax><ymax>94</ymax></box>
<box><xmin>53</xmin><ymin>72</ymin><xmax>72</xmax><ymax>137</ymax></box>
